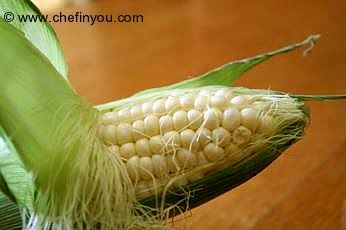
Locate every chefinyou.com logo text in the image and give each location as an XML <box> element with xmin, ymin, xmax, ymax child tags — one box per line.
<box><xmin>3</xmin><ymin>11</ymin><xmax>144</xmax><ymax>25</ymax></box>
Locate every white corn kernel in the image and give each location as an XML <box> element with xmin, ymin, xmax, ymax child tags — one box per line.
<box><xmin>117</xmin><ymin>123</ymin><xmax>133</xmax><ymax>144</ymax></box>
<box><xmin>194</xmin><ymin>95</ymin><xmax>208</xmax><ymax>110</ymax></box>
<box><xmin>232</xmin><ymin>126</ymin><xmax>252</xmax><ymax>145</ymax></box>
<box><xmin>177</xmin><ymin>149</ymin><xmax>197</xmax><ymax>169</ymax></box>
<box><xmin>100</xmin><ymin>112</ymin><xmax>118</xmax><ymax>125</ymax></box>
<box><xmin>159</xmin><ymin>115</ymin><xmax>174</xmax><ymax>133</ymax></box>
<box><xmin>187</xmin><ymin>109</ymin><xmax>203</xmax><ymax>130</ymax></box>
<box><xmin>163</xmin><ymin>131</ymin><xmax>181</xmax><ymax>151</ymax></box>
<box><xmin>130</xmin><ymin>105</ymin><xmax>143</xmax><ymax>119</ymax></box>
<box><xmin>180</xmin><ymin>129</ymin><xmax>199</xmax><ymax>151</ymax></box>
<box><xmin>139</xmin><ymin>156</ymin><xmax>154</xmax><ymax>180</ymax></box>
<box><xmin>144</xmin><ymin>115</ymin><xmax>159</xmax><ymax>136</ymax></box>
<box><xmin>196</xmin><ymin>128</ymin><xmax>212</xmax><ymax>146</ymax></box>
<box><xmin>173</xmin><ymin>110</ymin><xmax>188</xmax><ymax>131</ymax></box>
<box><xmin>215</xmin><ymin>88</ymin><xmax>234</xmax><ymax>100</ymax></box>
<box><xmin>203</xmin><ymin>109</ymin><xmax>220</xmax><ymax>129</ymax></box>
<box><xmin>222</xmin><ymin>108</ymin><xmax>241</xmax><ymax>131</ymax></box>
<box><xmin>180</xmin><ymin>94</ymin><xmax>194</xmax><ymax>109</ymax></box>
<box><xmin>153</xmin><ymin>99</ymin><xmax>166</xmax><ymax>114</ymax></box>
<box><xmin>120</xmin><ymin>143</ymin><xmax>136</xmax><ymax>159</ymax></box>
<box><xmin>127</xmin><ymin>156</ymin><xmax>140</xmax><ymax>181</ymax></box>
<box><xmin>136</xmin><ymin>138</ymin><xmax>152</xmax><ymax>157</ymax></box>
<box><xmin>241</xmin><ymin>108</ymin><xmax>258</xmax><ymax>131</ymax></box>
<box><xmin>203</xmin><ymin>143</ymin><xmax>225</xmax><ymax>162</ymax></box>
<box><xmin>199</xmin><ymin>90</ymin><xmax>210</xmax><ymax>97</ymax></box>
<box><xmin>213</xmin><ymin>108</ymin><xmax>223</xmax><ymax>120</ymax></box>
<box><xmin>225</xmin><ymin>143</ymin><xmax>240</xmax><ymax>157</ymax></box>
<box><xmin>132</xmin><ymin>120</ymin><xmax>145</xmax><ymax>141</ymax></box>
<box><xmin>196</xmin><ymin>151</ymin><xmax>209</xmax><ymax>165</ymax></box>
<box><xmin>230</xmin><ymin>95</ymin><xmax>248</xmax><ymax>107</ymax></box>
<box><xmin>152</xmin><ymin>154</ymin><xmax>168</xmax><ymax>178</ymax></box>
<box><xmin>212</xmin><ymin>127</ymin><xmax>231</xmax><ymax>147</ymax></box>
<box><xmin>165</xmin><ymin>97</ymin><xmax>180</xmax><ymax>112</ymax></box>
<box><xmin>103</xmin><ymin>125</ymin><xmax>117</xmax><ymax>144</ymax></box>
<box><xmin>210</xmin><ymin>95</ymin><xmax>227</xmax><ymax>108</ymax></box>
<box><xmin>149</xmin><ymin>135</ymin><xmax>163</xmax><ymax>154</ymax></box>
<box><xmin>118</xmin><ymin>108</ymin><xmax>131</xmax><ymax>121</ymax></box>
<box><xmin>142</xmin><ymin>102</ymin><xmax>153</xmax><ymax>115</ymax></box>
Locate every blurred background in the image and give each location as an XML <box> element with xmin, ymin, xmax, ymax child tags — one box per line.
<box><xmin>34</xmin><ymin>0</ymin><xmax>346</xmax><ymax>229</ymax></box>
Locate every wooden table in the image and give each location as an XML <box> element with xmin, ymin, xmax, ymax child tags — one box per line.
<box><xmin>52</xmin><ymin>0</ymin><xmax>346</xmax><ymax>229</ymax></box>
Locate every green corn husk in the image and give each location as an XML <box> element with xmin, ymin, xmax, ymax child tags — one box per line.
<box><xmin>0</xmin><ymin>0</ymin><xmax>68</xmax><ymax>79</ymax></box>
<box><xmin>1</xmin><ymin>1</ymin><xmax>345</xmax><ymax>229</ymax></box>
<box><xmin>0</xmin><ymin>192</ymin><xmax>22</xmax><ymax>230</ymax></box>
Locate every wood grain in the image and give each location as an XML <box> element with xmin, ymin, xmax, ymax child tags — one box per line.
<box><xmin>51</xmin><ymin>0</ymin><xmax>346</xmax><ymax>229</ymax></box>
<box><xmin>255</xmin><ymin>141</ymin><xmax>346</xmax><ymax>230</ymax></box>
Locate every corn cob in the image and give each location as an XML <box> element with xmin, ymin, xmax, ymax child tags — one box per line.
<box><xmin>97</xmin><ymin>86</ymin><xmax>308</xmax><ymax>198</ymax></box>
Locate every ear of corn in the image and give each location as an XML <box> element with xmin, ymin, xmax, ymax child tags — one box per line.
<box><xmin>98</xmin><ymin>87</ymin><xmax>309</xmax><ymax>211</ymax></box>
<box><xmin>0</xmin><ymin>5</ymin><xmax>325</xmax><ymax>229</ymax></box>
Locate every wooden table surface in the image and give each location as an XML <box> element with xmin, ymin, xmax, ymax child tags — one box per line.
<box><xmin>51</xmin><ymin>0</ymin><xmax>346</xmax><ymax>229</ymax></box>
